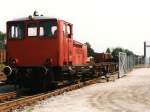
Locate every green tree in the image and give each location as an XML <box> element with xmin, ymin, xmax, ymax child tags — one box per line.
<box><xmin>106</xmin><ymin>48</ymin><xmax>111</xmax><ymax>53</ymax></box>
<box><xmin>111</xmin><ymin>47</ymin><xmax>134</xmax><ymax>62</ymax></box>
<box><xmin>0</xmin><ymin>31</ymin><xmax>6</xmax><ymax>41</ymax></box>
<box><xmin>111</xmin><ymin>47</ymin><xmax>124</xmax><ymax>62</ymax></box>
<box><xmin>124</xmin><ymin>49</ymin><xmax>134</xmax><ymax>55</ymax></box>
<box><xmin>0</xmin><ymin>31</ymin><xmax>6</xmax><ymax>49</ymax></box>
<box><xmin>85</xmin><ymin>42</ymin><xmax>95</xmax><ymax>57</ymax></box>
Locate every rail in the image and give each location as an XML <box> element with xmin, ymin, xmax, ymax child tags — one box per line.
<box><xmin>0</xmin><ymin>91</ymin><xmax>16</xmax><ymax>102</ymax></box>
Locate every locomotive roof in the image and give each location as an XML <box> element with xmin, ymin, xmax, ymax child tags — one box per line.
<box><xmin>73</xmin><ymin>40</ymin><xmax>85</xmax><ymax>47</ymax></box>
<box><xmin>9</xmin><ymin>16</ymin><xmax>58</xmax><ymax>22</ymax></box>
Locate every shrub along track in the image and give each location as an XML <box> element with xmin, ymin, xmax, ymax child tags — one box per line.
<box><xmin>0</xmin><ymin>72</ymin><xmax>118</xmax><ymax>112</ymax></box>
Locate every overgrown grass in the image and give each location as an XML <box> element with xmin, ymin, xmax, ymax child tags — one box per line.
<box><xmin>15</xmin><ymin>107</ymin><xmax>33</xmax><ymax>112</ymax></box>
<box><xmin>25</xmin><ymin>108</ymin><xmax>33</xmax><ymax>112</ymax></box>
<box><xmin>0</xmin><ymin>64</ymin><xmax>5</xmax><ymax>71</ymax></box>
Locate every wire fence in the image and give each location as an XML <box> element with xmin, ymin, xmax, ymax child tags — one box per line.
<box><xmin>119</xmin><ymin>52</ymin><xmax>149</xmax><ymax>77</ymax></box>
<box><xmin>119</xmin><ymin>52</ymin><xmax>127</xmax><ymax>77</ymax></box>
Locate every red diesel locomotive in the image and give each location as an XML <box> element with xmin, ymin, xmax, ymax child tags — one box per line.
<box><xmin>3</xmin><ymin>12</ymin><xmax>117</xmax><ymax>89</ymax></box>
<box><xmin>3</xmin><ymin>12</ymin><xmax>89</xmax><ymax>89</ymax></box>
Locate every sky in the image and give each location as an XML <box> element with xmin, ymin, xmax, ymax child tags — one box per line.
<box><xmin>0</xmin><ymin>0</ymin><xmax>150</xmax><ymax>56</ymax></box>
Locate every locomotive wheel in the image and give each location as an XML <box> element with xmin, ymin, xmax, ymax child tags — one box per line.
<box><xmin>40</xmin><ymin>67</ymin><xmax>58</xmax><ymax>90</ymax></box>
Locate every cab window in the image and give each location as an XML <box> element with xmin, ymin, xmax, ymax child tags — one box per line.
<box><xmin>27</xmin><ymin>23</ymin><xmax>38</xmax><ymax>37</ymax></box>
<box><xmin>39</xmin><ymin>21</ymin><xmax>57</xmax><ymax>37</ymax></box>
<box><xmin>8</xmin><ymin>19</ymin><xmax>58</xmax><ymax>39</ymax></box>
<box><xmin>63</xmin><ymin>23</ymin><xmax>72</xmax><ymax>38</ymax></box>
<box><xmin>8</xmin><ymin>22</ymin><xmax>25</xmax><ymax>39</ymax></box>
<box><xmin>67</xmin><ymin>25</ymin><xmax>71</xmax><ymax>38</ymax></box>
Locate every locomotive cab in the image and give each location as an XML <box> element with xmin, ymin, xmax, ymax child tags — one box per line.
<box><xmin>5</xmin><ymin>16</ymin><xmax>75</xmax><ymax>68</ymax></box>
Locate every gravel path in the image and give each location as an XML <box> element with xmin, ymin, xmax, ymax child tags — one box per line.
<box><xmin>25</xmin><ymin>68</ymin><xmax>150</xmax><ymax>112</ymax></box>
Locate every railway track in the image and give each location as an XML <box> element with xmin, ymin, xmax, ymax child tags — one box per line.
<box><xmin>0</xmin><ymin>72</ymin><xmax>118</xmax><ymax>112</ymax></box>
<box><xmin>0</xmin><ymin>91</ymin><xmax>17</xmax><ymax>102</ymax></box>
<box><xmin>0</xmin><ymin>82</ymin><xmax>6</xmax><ymax>86</ymax></box>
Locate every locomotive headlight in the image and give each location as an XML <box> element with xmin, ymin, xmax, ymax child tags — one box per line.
<box><xmin>12</xmin><ymin>59</ymin><xmax>16</xmax><ymax>64</ymax></box>
<box><xmin>12</xmin><ymin>58</ymin><xmax>19</xmax><ymax>64</ymax></box>
<box><xmin>45</xmin><ymin>58</ymin><xmax>53</xmax><ymax>65</ymax></box>
<box><xmin>8</xmin><ymin>58</ymin><xmax>19</xmax><ymax>66</ymax></box>
<box><xmin>3</xmin><ymin>66</ymin><xmax>12</xmax><ymax>76</ymax></box>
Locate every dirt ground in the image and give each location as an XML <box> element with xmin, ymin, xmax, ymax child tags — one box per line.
<box><xmin>25</xmin><ymin>68</ymin><xmax>150</xmax><ymax>112</ymax></box>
